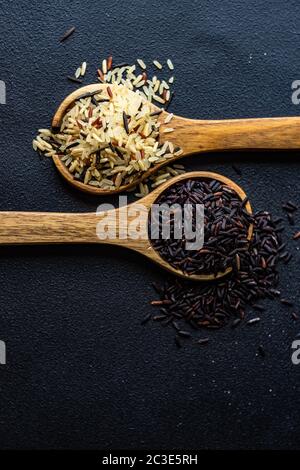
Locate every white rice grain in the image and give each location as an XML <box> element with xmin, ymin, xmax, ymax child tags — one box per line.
<box><xmin>153</xmin><ymin>94</ymin><xmax>165</xmax><ymax>104</ymax></box>
<box><xmin>167</xmin><ymin>59</ymin><xmax>174</xmax><ymax>70</ymax></box>
<box><xmin>153</xmin><ymin>60</ymin><xmax>162</xmax><ymax>69</ymax></box>
<box><xmin>164</xmin><ymin>113</ymin><xmax>174</xmax><ymax>124</ymax></box>
<box><xmin>81</xmin><ymin>61</ymin><xmax>87</xmax><ymax>76</ymax></box>
<box><xmin>137</xmin><ymin>59</ymin><xmax>146</xmax><ymax>69</ymax></box>
<box><xmin>75</xmin><ymin>67</ymin><xmax>81</xmax><ymax>78</ymax></box>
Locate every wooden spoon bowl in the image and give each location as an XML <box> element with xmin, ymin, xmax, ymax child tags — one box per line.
<box><xmin>0</xmin><ymin>171</ymin><xmax>253</xmax><ymax>281</ymax></box>
<box><xmin>51</xmin><ymin>83</ymin><xmax>300</xmax><ymax>195</ymax></box>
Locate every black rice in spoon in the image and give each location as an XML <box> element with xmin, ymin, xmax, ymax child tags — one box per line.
<box><xmin>149</xmin><ymin>178</ymin><xmax>253</xmax><ymax>276</ymax></box>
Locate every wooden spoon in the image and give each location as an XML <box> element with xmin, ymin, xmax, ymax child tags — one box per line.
<box><xmin>0</xmin><ymin>171</ymin><xmax>253</xmax><ymax>281</ymax></box>
<box><xmin>51</xmin><ymin>83</ymin><xmax>300</xmax><ymax>195</ymax></box>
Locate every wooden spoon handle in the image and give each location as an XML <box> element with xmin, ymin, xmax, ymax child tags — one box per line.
<box><xmin>167</xmin><ymin>116</ymin><xmax>300</xmax><ymax>155</ymax></box>
<box><xmin>0</xmin><ymin>208</ymin><xmax>149</xmax><ymax>249</ymax></box>
<box><xmin>0</xmin><ymin>212</ymin><xmax>101</xmax><ymax>245</ymax></box>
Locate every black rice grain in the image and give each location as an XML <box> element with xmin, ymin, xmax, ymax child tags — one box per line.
<box><xmin>123</xmin><ymin>111</ymin><xmax>130</xmax><ymax>134</ymax></box>
<box><xmin>258</xmin><ymin>345</ymin><xmax>266</xmax><ymax>357</ymax></box>
<box><xmin>60</xmin><ymin>26</ymin><xmax>76</xmax><ymax>42</ymax></box>
<box><xmin>141</xmin><ymin>314</ymin><xmax>151</xmax><ymax>325</ymax></box>
<box><xmin>194</xmin><ymin>338</ymin><xmax>209</xmax><ymax>345</ymax></box>
<box><xmin>150</xmin><ymin>110</ymin><xmax>163</xmax><ymax>117</ymax></box>
<box><xmin>253</xmin><ymin>304</ymin><xmax>265</xmax><ymax>312</ymax></box>
<box><xmin>178</xmin><ymin>330</ymin><xmax>192</xmax><ymax>338</ymax></box>
<box><xmin>232</xmin><ymin>164</ymin><xmax>242</xmax><ymax>176</ymax></box>
<box><xmin>175</xmin><ymin>336</ymin><xmax>182</xmax><ymax>348</ymax></box>
<box><xmin>231</xmin><ymin>318</ymin><xmax>242</xmax><ymax>328</ymax></box>
<box><xmin>67</xmin><ymin>76</ymin><xmax>83</xmax><ymax>84</ymax></box>
<box><xmin>280</xmin><ymin>298</ymin><xmax>293</xmax><ymax>307</ymax></box>
<box><xmin>287</xmin><ymin>213</ymin><xmax>295</xmax><ymax>225</ymax></box>
<box><xmin>282</xmin><ymin>201</ymin><xmax>298</xmax><ymax>212</ymax></box>
<box><xmin>293</xmin><ymin>231</ymin><xmax>300</xmax><ymax>240</ymax></box>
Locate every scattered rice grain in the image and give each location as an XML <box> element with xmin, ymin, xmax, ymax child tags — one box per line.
<box><xmin>153</xmin><ymin>60</ymin><xmax>163</xmax><ymax>69</ymax></box>
<box><xmin>167</xmin><ymin>59</ymin><xmax>174</xmax><ymax>70</ymax></box>
<box><xmin>137</xmin><ymin>59</ymin><xmax>146</xmax><ymax>69</ymax></box>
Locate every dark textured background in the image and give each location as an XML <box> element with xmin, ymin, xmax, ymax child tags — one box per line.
<box><xmin>0</xmin><ymin>0</ymin><xmax>299</xmax><ymax>450</ymax></box>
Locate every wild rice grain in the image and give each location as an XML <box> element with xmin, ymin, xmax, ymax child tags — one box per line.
<box><xmin>151</xmin><ymin>300</ymin><xmax>172</xmax><ymax>306</ymax></box>
<box><xmin>122</xmin><ymin>111</ymin><xmax>129</xmax><ymax>134</ymax></box>
<box><xmin>150</xmin><ymin>110</ymin><xmax>163</xmax><ymax>117</ymax></box>
<box><xmin>107</xmin><ymin>86</ymin><xmax>113</xmax><ymax>99</ymax></box>
<box><xmin>60</xmin><ymin>26</ymin><xmax>76</xmax><ymax>42</ymax></box>
<box><xmin>107</xmin><ymin>56</ymin><xmax>113</xmax><ymax>70</ymax></box>
<box><xmin>97</xmin><ymin>69</ymin><xmax>105</xmax><ymax>82</ymax></box>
